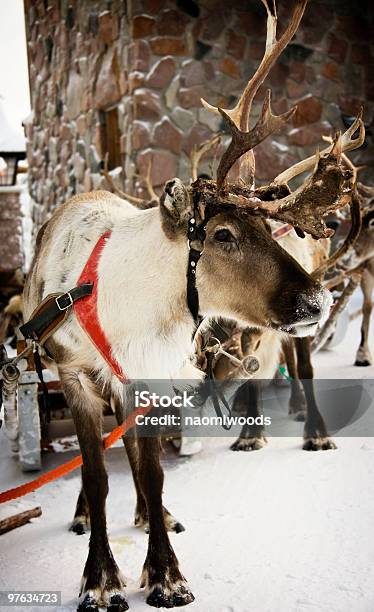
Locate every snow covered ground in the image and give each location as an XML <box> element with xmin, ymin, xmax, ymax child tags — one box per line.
<box><xmin>1</xmin><ymin>290</ymin><xmax>374</xmax><ymax>612</ymax></box>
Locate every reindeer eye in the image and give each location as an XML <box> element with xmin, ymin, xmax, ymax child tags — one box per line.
<box><xmin>214</xmin><ymin>229</ymin><xmax>234</xmax><ymax>242</ymax></box>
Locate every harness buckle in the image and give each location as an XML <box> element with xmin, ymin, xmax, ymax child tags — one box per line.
<box><xmin>55</xmin><ymin>292</ymin><xmax>73</xmax><ymax>311</ymax></box>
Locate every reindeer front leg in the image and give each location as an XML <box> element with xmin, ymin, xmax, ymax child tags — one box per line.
<box><xmin>230</xmin><ymin>380</ymin><xmax>267</xmax><ymax>451</ymax></box>
<box><xmin>295</xmin><ymin>338</ymin><xmax>336</xmax><ymax>451</ymax></box>
<box><xmin>60</xmin><ymin>368</ymin><xmax>128</xmax><ymax>612</ymax></box>
<box><xmin>138</xmin><ymin>435</ymin><xmax>194</xmax><ymax>608</ymax></box>
<box><xmin>283</xmin><ymin>338</ymin><xmax>307</xmax><ymax>421</ymax></box>
<box><xmin>355</xmin><ymin>270</ymin><xmax>374</xmax><ymax>366</ymax></box>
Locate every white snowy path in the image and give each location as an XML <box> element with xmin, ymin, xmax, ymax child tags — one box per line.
<box><xmin>1</xmin><ymin>291</ymin><xmax>374</xmax><ymax>612</ymax></box>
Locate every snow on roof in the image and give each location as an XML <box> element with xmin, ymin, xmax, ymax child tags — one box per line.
<box><xmin>0</xmin><ymin>101</ymin><xmax>25</xmax><ymax>153</ymax></box>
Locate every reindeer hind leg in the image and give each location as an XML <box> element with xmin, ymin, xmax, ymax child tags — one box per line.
<box><xmin>113</xmin><ymin>392</ymin><xmax>185</xmax><ymax>535</ymax></box>
<box><xmin>70</xmin><ymin>477</ymin><xmax>90</xmax><ymax>535</ymax></box>
<box><xmin>355</xmin><ymin>270</ymin><xmax>374</xmax><ymax>366</ymax></box>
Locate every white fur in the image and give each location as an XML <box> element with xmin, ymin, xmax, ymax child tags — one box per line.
<box><xmin>24</xmin><ymin>192</ymin><xmax>195</xmax><ymax>389</ymax></box>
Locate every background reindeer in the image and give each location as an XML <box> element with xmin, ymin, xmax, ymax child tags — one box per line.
<box><xmin>334</xmin><ymin>218</ymin><xmax>374</xmax><ymax>367</ymax></box>
<box><xmin>21</xmin><ymin>1</ymin><xmax>363</xmax><ymax>611</ymax></box>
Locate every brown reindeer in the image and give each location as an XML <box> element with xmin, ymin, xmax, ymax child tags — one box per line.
<box><xmin>195</xmin><ymin>189</ymin><xmax>364</xmax><ymax>451</ymax></box>
<box><xmin>340</xmin><ymin>203</ymin><xmax>374</xmax><ymax>366</ymax></box>
<box><xmin>22</xmin><ymin>1</ymin><xmax>364</xmax><ymax>610</ymax></box>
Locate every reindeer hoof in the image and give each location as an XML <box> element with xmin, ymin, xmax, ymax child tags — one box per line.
<box><xmin>355</xmin><ymin>359</ymin><xmax>372</xmax><ymax>367</ymax></box>
<box><xmin>303</xmin><ymin>437</ymin><xmax>337</xmax><ymax>451</ymax></box>
<box><xmin>136</xmin><ymin>508</ymin><xmax>185</xmax><ymax>534</ymax></box>
<box><xmin>70</xmin><ymin>516</ymin><xmax>90</xmax><ymax>535</ymax></box>
<box><xmin>108</xmin><ymin>594</ymin><xmax>129</xmax><ymax>612</ymax></box>
<box><xmin>230</xmin><ymin>435</ymin><xmax>267</xmax><ymax>451</ymax></box>
<box><xmin>77</xmin><ymin>592</ymin><xmax>128</xmax><ymax>612</ymax></box>
<box><xmin>164</xmin><ymin>508</ymin><xmax>185</xmax><ymax>533</ymax></box>
<box><xmin>146</xmin><ymin>583</ymin><xmax>194</xmax><ymax>608</ymax></box>
<box><xmin>77</xmin><ymin>595</ymin><xmax>99</xmax><ymax>611</ymax></box>
<box><xmin>134</xmin><ymin>511</ymin><xmax>148</xmax><ymax>530</ymax></box>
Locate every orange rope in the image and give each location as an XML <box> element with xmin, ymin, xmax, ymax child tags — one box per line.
<box><xmin>0</xmin><ymin>406</ymin><xmax>150</xmax><ymax>504</ymax></box>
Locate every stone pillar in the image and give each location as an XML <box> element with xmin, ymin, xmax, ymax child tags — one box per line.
<box><xmin>0</xmin><ymin>187</ymin><xmax>24</xmax><ymax>274</ymax></box>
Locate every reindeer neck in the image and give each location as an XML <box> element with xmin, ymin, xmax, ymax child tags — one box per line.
<box><xmin>97</xmin><ymin>208</ymin><xmax>195</xmax><ymax>379</ymax></box>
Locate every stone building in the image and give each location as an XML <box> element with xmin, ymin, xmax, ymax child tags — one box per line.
<box><xmin>23</xmin><ymin>0</ymin><xmax>374</xmax><ymax>231</ymax></box>
<box><xmin>0</xmin><ymin>103</ymin><xmax>26</xmax><ymax>279</ymax></box>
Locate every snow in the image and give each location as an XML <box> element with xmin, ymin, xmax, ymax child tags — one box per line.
<box><xmin>1</xmin><ymin>290</ymin><xmax>374</xmax><ymax>612</ymax></box>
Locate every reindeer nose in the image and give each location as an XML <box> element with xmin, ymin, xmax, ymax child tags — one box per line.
<box><xmin>298</xmin><ymin>293</ymin><xmax>322</xmax><ymax>319</ymax></box>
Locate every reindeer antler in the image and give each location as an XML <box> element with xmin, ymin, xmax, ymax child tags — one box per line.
<box><xmin>102</xmin><ymin>153</ymin><xmax>159</xmax><ymax>208</ymax></box>
<box><xmin>190</xmin><ymin>133</ymin><xmax>222</xmax><ymax>182</ymax></box>
<box><xmin>202</xmin><ymin>0</ymin><xmax>308</xmax><ymax>189</ymax></box>
<box><xmin>311</xmin><ymin>187</ymin><xmax>362</xmax><ymax>279</ymax></box>
<box><xmin>194</xmin><ymin>131</ymin><xmax>358</xmax><ymax>239</ymax></box>
<box><xmin>102</xmin><ymin>153</ymin><xmax>144</xmax><ymax>205</ymax></box>
<box><xmin>216</xmin><ymin>91</ymin><xmax>296</xmax><ymax>191</ymax></box>
<box><xmin>190</xmin><ymin>1</ymin><xmax>366</xmax><ymax>242</ymax></box>
<box><xmin>273</xmin><ymin>110</ymin><xmax>365</xmax><ymax>185</ymax></box>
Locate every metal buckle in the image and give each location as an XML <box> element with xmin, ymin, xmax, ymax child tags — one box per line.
<box><xmin>55</xmin><ymin>292</ymin><xmax>73</xmax><ymax>311</ymax></box>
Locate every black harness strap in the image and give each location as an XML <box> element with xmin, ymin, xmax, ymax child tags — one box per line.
<box><xmin>186</xmin><ymin>215</ymin><xmax>206</xmax><ymax>325</ymax></box>
<box><xmin>20</xmin><ymin>283</ymin><xmax>93</xmax><ymax>344</ymax></box>
<box><xmin>19</xmin><ymin>283</ymin><xmax>93</xmax><ymax>421</ymax></box>
<box><xmin>33</xmin><ymin>344</ymin><xmax>51</xmax><ymax>422</ymax></box>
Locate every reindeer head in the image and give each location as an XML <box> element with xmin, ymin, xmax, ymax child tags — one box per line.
<box><xmin>157</xmin><ymin>0</ymin><xmax>365</xmax><ymax>336</ymax></box>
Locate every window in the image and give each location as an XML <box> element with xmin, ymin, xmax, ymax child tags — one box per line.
<box><xmin>99</xmin><ymin>107</ymin><xmax>121</xmax><ymax>170</ymax></box>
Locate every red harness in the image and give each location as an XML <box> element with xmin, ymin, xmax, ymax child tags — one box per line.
<box><xmin>74</xmin><ymin>231</ymin><xmax>127</xmax><ymax>383</ymax></box>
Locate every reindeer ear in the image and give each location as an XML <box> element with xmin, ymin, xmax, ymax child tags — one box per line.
<box><xmin>160</xmin><ymin>178</ymin><xmax>193</xmax><ymax>235</ymax></box>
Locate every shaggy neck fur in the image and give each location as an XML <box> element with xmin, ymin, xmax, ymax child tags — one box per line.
<box><xmin>98</xmin><ymin>207</ymin><xmax>195</xmax><ymax>379</ymax></box>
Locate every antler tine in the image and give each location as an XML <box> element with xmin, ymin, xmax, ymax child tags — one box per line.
<box><xmin>216</xmin><ymin>90</ymin><xmax>296</xmax><ymax>191</ymax></box>
<box><xmin>145</xmin><ymin>159</ymin><xmax>160</xmax><ymax>203</ymax></box>
<box><xmin>212</xmin><ymin>132</ymin><xmax>356</xmax><ymax>238</ymax></box>
<box><xmin>201</xmin><ymin>0</ymin><xmax>308</xmax><ymax>188</ymax></box>
<box><xmin>274</xmin><ymin>108</ymin><xmax>365</xmax><ymax>185</ymax></box>
<box><xmin>190</xmin><ymin>133</ymin><xmax>222</xmax><ymax>182</ymax></box>
<box><xmin>202</xmin><ymin>0</ymin><xmax>307</xmax><ymax>131</ymax></box>
<box><xmin>102</xmin><ymin>152</ymin><xmax>144</xmax><ymax>205</ymax></box>
<box><xmin>323</xmin><ymin>136</ymin><xmax>365</xmax><ymax>184</ymax></box>
<box><xmin>330</xmin><ymin>131</ymin><xmax>343</xmax><ymax>161</ymax></box>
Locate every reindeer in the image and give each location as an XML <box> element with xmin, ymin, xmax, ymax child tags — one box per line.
<box><xmin>340</xmin><ymin>204</ymin><xmax>374</xmax><ymax>366</ymax></box>
<box><xmin>22</xmin><ymin>1</ymin><xmax>363</xmax><ymax>609</ymax></box>
<box><xmin>319</xmin><ymin>156</ymin><xmax>374</xmax><ymax>367</ymax></box>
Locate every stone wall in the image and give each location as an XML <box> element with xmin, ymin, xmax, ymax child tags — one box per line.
<box><xmin>24</xmin><ymin>0</ymin><xmax>374</xmax><ymax>230</ymax></box>
<box><xmin>24</xmin><ymin>0</ymin><xmax>131</xmax><ymax>228</ymax></box>
<box><xmin>0</xmin><ymin>188</ymin><xmax>24</xmax><ymax>273</ymax></box>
